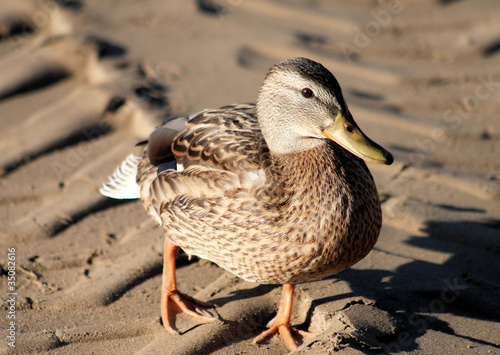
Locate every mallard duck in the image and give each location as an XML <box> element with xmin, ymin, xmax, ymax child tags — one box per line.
<box><xmin>101</xmin><ymin>57</ymin><xmax>393</xmax><ymax>350</ymax></box>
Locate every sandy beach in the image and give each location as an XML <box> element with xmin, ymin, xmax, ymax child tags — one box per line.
<box><xmin>1</xmin><ymin>0</ymin><xmax>499</xmax><ymax>353</ymax></box>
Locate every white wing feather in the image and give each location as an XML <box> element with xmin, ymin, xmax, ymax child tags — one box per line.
<box><xmin>100</xmin><ymin>154</ymin><xmax>142</xmax><ymax>199</ymax></box>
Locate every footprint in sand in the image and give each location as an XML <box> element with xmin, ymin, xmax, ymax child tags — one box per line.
<box><xmin>0</xmin><ymin>0</ymin><xmax>167</xmax><ymax>242</ymax></box>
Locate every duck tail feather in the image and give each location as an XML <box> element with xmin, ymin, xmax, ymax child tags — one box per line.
<box><xmin>100</xmin><ymin>154</ymin><xmax>142</xmax><ymax>199</ymax></box>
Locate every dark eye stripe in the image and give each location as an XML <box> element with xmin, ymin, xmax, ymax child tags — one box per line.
<box><xmin>301</xmin><ymin>88</ymin><xmax>314</xmax><ymax>98</ymax></box>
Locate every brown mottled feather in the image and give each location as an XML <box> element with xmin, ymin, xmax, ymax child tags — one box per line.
<box><xmin>172</xmin><ymin>104</ymin><xmax>266</xmax><ymax>172</ymax></box>
<box><xmin>137</xmin><ymin>104</ymin><xmax>381</xmax><ymax>284</ymax></box>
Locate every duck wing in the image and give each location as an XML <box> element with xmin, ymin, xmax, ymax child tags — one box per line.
<box><xmin>141</xmin><ymin>103</ymin><xmax>271</xmax><ymax>227</ymax></box>
<box><xmin>148</xmin><ymin>103</ymin><xmax>267</xmax><ymax>173</ymax></box>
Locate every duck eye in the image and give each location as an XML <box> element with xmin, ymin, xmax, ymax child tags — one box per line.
<box><xmin>301</xmin><ymin>88</ymin><xmax>314</xmax><ymax>98</ymax></box>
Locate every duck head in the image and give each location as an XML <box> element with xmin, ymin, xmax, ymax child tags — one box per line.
<box><xmin>256</xmin><ymin>57</ymin><xmax>393</xmax><ymax>165</ymax></box>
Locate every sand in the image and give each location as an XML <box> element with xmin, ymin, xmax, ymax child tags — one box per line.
<box><xmin>1</xmin><ymin>0</ymin><xmax>499</xmax><ymax>354</ymax></box>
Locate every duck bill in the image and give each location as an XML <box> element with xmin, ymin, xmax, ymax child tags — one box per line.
<box><xmin>322</xmin><ymin>112</ymin><xmax>393</xmax><ymax>165</ymax></box>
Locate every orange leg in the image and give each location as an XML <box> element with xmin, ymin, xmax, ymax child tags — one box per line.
<box><xmin>161</xmin><ymin>238</ymin><xmax>218</xmax><ymax>334</ymax></box>
<box><xmin>254</xmin><ymin>283</ymin><xmax>318</xmax><ymax>350</ymax></box>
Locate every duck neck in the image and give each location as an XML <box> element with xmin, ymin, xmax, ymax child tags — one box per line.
<box><xmin>266</xmin><ymin>141</ymin><xmax>379</xmax><ymax>224</ymax></box>
<box><xmin>268</xmin><ymin>142</ymin><xmax>348</xmax><ymax>202</ymax></box>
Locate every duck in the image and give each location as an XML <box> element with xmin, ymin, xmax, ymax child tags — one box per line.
<box><xmin>100</xmin><ymin>57</ymin><xmax>393</xmax><ymax>350</ymax></box>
